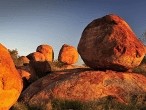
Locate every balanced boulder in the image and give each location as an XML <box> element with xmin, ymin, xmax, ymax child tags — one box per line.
<box><xmin>78</xmin><ymin>14</ymin><xmax>145</xmax><ymax>71</ymax></box>
<box><xmin>58</xmin><ymin>44</ymin><xmax>79</xmax><ymax>64</ymax></box>
<box><xmin>27</xmin><ymin>52</ymin><xmax>45</xmax><ymax>62</ymax></box>
<box><xmin>0</xmin><ymin>44</ymin><xmax>22</xmax><ymax>109</ymax></box>
<box><xmin>36</xmin><ymin>44</ymin><xmax>54</xmax><ymax>62</ymax></box>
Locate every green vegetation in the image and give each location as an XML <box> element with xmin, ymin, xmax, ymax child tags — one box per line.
<box><xmin>49</xmin><ymin>60</ymin><xmax>68</xmax><ymax>71</ymax></box>
<box><xmin>50</xmin><ymin>60</ymin><xmax>65</xmax><ymax>68</ymax></box>
<box><xmin>8</xmin><ymin>49</ymin><xmax>23</xmax><ymax>67</ymax></box>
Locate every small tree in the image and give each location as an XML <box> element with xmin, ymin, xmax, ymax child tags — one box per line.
<box><xmin>8</xmin><ymin>49</ymin><xmax>22</xmax><ymax>67</ymax></box>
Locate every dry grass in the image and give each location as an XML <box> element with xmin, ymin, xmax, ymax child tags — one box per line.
<box><xmin>11</xmin><ymin>93</ymin><xmax>146</xmax><ymax>110</ymax></box>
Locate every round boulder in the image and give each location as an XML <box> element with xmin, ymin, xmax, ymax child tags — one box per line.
<box><xmin>27</xmin><ymin>52</ymin><xmax>45</xmax><ymax>62</ymax></box>
<box><xmin>0</xmin><ymin>43</ymin><xmax>23</xmax><ymax>109</ymax></box>
<box><xmin>19</xmin><ymin>56</ymin><xmax>30</xmax><ymax>66</ymax></box>
<box><xmin>58</xmin><ymin>44</ymin><xmax>79</xmax><ymax>64</ymax></box>
<box><xmin>78</xmin><ymin>14</ymin><xmax>145</xmax><ymax>71</ymax></box>
<box><xmin>36</xmin><ymin>44</ymin><xmax>54</xmax><ymax>62</ymax></box>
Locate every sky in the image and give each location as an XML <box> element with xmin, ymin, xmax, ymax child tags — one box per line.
<box><xmin>0</xmin><ymin>0</ymin><xmax>146</xmax><ymax>64</ymax></box>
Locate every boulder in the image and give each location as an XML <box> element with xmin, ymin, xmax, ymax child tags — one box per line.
<box><xmin>17</xmin><ymin>69</ymin><xmax>31</xmax><ymax>91</ymax></box>
<box><xmin>17</xmin><ymin>60</ymin><xmax>51</xmax><ymax>83</ymax></box>
<box><xmin>58</xmin><ymin>44</ymin><xmax>79</xmax><ymax>64</ymax></box>
<box><xmin>78</xmin><ymin>14</ymin><xmax>145</xmax><ymax>71</ymax></box>
<box><xmin>17</xmin><ymin>65</ymin><xmax>36</xmax><ymax>82</ymax></box>
<box><xmin>19</xmin><ymin>56</ymin><xmax>30</xmax><ymax>66</ymax></box>
<box><xmin>0</xmin><ymin>43</ymin><xmax>23</xmax><ymax>109</ymax></box>
<box><xmin>17</xmin><ymin>69</ymin><xmax>31</xmax><ymax>80</ymax></box>
<box><xmin>29</xmin><ymin>61</ymin><xmax>51</xmax><ymax>78</ymax></box>
<box><xmin>36</xmin><ymin>44</ymin><xmax>54</xmax><ymax>62</ymax></box>
<box><xmin>20</xmin><ymin>69</ymin><xmax>146</xmax><ymax>106</ymax></box>
<box><xmin>17</xmin><ymin>60</ymin><xmax>52</xmax><ymax>91</ymax></box>
<box><xmin>27</xmin><ymin>52</ymin><xmax>45</xmax><ymax>62</ymax></box>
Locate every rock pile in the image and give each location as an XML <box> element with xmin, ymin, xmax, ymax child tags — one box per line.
<box><xmin>18</xmin><ymin>44</ymin><xmax>53</xmax><ymax>90</ymax></box>
<box><xmin>58</xmin><ymin>44</ymin><xmax>79</xmax><ymax>65</ymax></box>
<box><xmin>25</xmin><ymin>44</ymin><xmax>53</xmax><ymax>78</ymax></box>
<box><xmin>20</xmin><ymin>14</ymin><xmax>146</xmax><ymax>108</ymax></box>
<box><xmin>0</xmin><ymin>43</ymin><xmax>23</xmax><ymax>109</ymax></box>
<box><xmin>78</xmin><ymin>14</ymin><xmax>145</xmax><ymax>71</ymax></box>
<box><xmin>27</xmin><ymin>44</ymin><xmax>54</xmax><ymax>62</ymax></box>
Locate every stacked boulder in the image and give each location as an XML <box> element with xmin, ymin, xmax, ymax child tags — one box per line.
<box><xmin>27</xmin><ymin>44</ymin><xmax>54</xmax><ymax>62</ymax></box>
<box><xmin>58</xmin><ymin>44</ymin><xmax>79</xmax><ymax>65</ymax></box>
<box><xmin>78</xmin><ymin>14</ymin><xmax>145</xmax><ymax>71</ymax></box>
<box><xmin>18</xmin><ymin>44</ymin><xmax>53</xmax><ymax>88</ymax></box>
<box><xmin>27</xmin><ymin>44</ymin><xmax>53</xmax><ymax>76</ymax></box>
<box><xmin>20</xmin><ymin>14</ymin><xmax>146</xmax><ymax>108</ymax></box>
<box><xmin>0</xmin><ymin>43</ymin><xmax>23</xmax><ymax>109</ymax></box>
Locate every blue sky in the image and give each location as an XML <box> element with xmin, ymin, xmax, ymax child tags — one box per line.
<box><xmin>0</xmin><ymin>0</ymin><xmax>146</xmax><ymax>64</ymax></box>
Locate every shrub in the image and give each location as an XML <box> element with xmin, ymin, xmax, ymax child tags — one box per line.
<box><xmin>49</xmin><ymin>60</ymin><xmax>66</xmax><ymax>71</ymax></box>
<box><xmin>8</xmin><ymin>49</ymin><xmax>23</xmax><ymax>67</ymax></box>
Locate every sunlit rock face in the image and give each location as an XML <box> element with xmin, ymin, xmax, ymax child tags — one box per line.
<box><xmin>20</xmin><ymin>69</ymin><xmax>146</xmax><ymax>106</ymax></box>
<box><xmin>78</xmin><ymin>14</ymin><xmax>145</xmax><ymax>71</ymax></box>
<box><xmin>27</xmin><ymin>52</ymin><xmax>45</xmax><ymax>62</ymax></box>
<box><xmin>36</xmin><ymin>44</ymin><xmax>54</xmax><ymax>62</ymax></box>
<box><xmin>58</xmin><ymin>44</ymin><xmax>79</xmax><ymax>64</ymax></box>
<box><xmin>0</xmin><ymin>43</ymin><xmax>23</xmax><ymax>110</ymax></box>
<box><xmin>19</xmin><ymin>56</ymin><xmax>30</xmax><ymax>66</ymax></box>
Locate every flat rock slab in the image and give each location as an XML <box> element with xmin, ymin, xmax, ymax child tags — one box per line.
<box><xmin>20</xmin><ymin>68</ymin><xmax>146</xmax><ymax>106</ymax></box>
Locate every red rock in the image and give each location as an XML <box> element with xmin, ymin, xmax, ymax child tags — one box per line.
<box><xmin>0</xmin><ymin>43</ymin><xmax>23</xmax><ymax>109</ymax></box>
<box><xmin>27</xmin><ymin>52</ymin><xmax>45</xmax><ymax>62</ymax></box>
<box><xmin>78</xmin><ymin>14</ymin><xmax>145</xmax><ymax>71</ymax></box>
<box><xmin>17</xmin><ymin>68</ymin><xmax>31</xmax><ymax>91</ymax></box>
<box><xmin>29</xmin><ymin>61</ymin><xmax>51</xmax><ymax>78</ymax></box>
<box><xmin>17</xmin><ymin>60</ymin><xmax>51</xmax><ymax>83</ymax></box>
<box><xmin>36</xmin><ymin>44</ymin><xmax>54</xmax><ymax>62</ymax></box>
<box><xmin>17</xmin><ymin>69</ymin><xmax>31</xmax><ymax>80</ymax></box>
<box><xmin>58</xmin><ymin>44</ymin><xmax>79</xmax><ymax>64</ymax></box>
<box><xmin>20</xmin><ymin>69</ymin><xmax>146</xmax><ymax>106</ymax></box>
<box><xmin>19</xmin><ymin>56</ymin><xmax>30</xmax><ymax>66</ymax></box>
